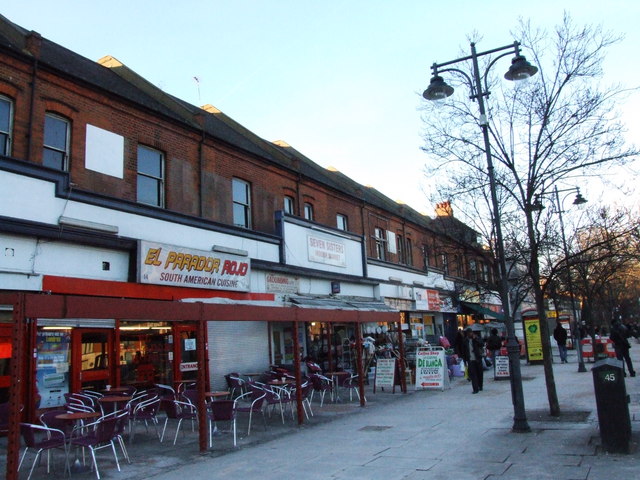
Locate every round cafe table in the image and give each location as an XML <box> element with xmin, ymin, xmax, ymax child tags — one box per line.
<box><xmin>205</xmin><ymin>391</ymin><xmax>230</xmax><ymax>400</ymax></box>
<box><xmin>99</xmin><ymin>395</ymin><xmax>132</xmax><ymax>413</ymax></box>
<box><xmin>56</xmin><ymin>411</ymin><xmax>101</xmax><ymax>473</ymax></box>
<box><xmin>101</xmin><ymin>386</ymin><xmax>131</xmax><ymax>394</ymax></box>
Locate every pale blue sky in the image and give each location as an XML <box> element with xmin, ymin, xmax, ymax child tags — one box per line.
<box><xmin>3</xmin><ymin>1</ymin><xmax>638</xmax><ymax>213</ymax></box>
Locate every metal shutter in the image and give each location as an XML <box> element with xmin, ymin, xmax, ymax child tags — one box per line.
<box><xmin>207</xmin><ymin>321</ymin><xmax>269</xmax><ymax>391</ymax></box>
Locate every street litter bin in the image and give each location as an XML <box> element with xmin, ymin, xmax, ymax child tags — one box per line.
<box><xmin>592</xmin><ymin>358</ymin><xmax>631</xmax><ymax>453</ymax></box>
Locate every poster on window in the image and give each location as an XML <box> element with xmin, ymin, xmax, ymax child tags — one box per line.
<box><xmin>36</xmin><ymin>331</ymin><xmax>71</xmax><ymax>408</ymax></box>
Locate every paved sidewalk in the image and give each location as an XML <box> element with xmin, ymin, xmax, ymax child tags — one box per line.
<box><xmin>148</xmin><ymin>348</ymin><xmax>640</xmax><ymax>480</ymax></box>
<box><xmin>4</xmin><ymin>345</ymin><xmax>640</xmax><ymax>479</ymax></box>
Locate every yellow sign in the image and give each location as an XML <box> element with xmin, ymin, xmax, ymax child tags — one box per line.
<box><xmin>524</xmin><ymin>318</ymin><xmax>544</xmax><ymax>362</ymax></box>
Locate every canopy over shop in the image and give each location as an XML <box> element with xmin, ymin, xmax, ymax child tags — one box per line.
<box><xmin>1</xmin><ymin>291</ymin><xmax>399</xmax><ymax>480</ymax></box>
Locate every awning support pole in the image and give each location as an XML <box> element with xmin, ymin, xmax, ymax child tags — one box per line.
<box><xmin>197</xmin><ymin>302</ymin><xmax>207</xmax><ymax>453</ymax></box>
<box><xmin>6</xmin><ymin>293</ymin><xmax>25</xmax><ymax>480</ymax></box>
<box><xmin>292</xmin><ymin>317</ymin><xmax>304</xmax><ymax>425</ymax></box>
<box><xmin>355</xmin><ymin>318</ymin><xmax>366</xmax><ymax>406</ymax></box>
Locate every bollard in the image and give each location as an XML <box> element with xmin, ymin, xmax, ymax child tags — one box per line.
<box><xmin>592</xmin><ymin>358</ymin><xmax>631</xmax><ymax>453</ymax></box>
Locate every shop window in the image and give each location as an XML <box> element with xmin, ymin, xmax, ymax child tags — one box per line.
<box><xmin>35</xmin><ymin>329</ymin><xmax>71</xmax><ymax>408</ymax></box>
<box><xmin>233</xmin><ymin>178</ymin><xmax>252</xmax><ymax>228</ymax></box>
<box><xmin>137</xmin><ymin>145</ymin><xmax>165</xmax><ymax>207</ymax></box>
<box><xmin>120</xmin><ymin>322</ymin><xmax>173</xmax><ymax>387</ymax></box>
<box><xmin>43</xmin><ymin>113</ymin><xmax>70</xmax><ymax>170</ymax></box>
<box><xmin>0</xmin><ymin>95</ymin><xmax>12</xmax><ymax>156</ymax></box>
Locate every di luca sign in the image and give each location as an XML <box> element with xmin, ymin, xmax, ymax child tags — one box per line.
<box><xmin>138</xmin><ymin>241</ymin><xmax>250</xmax><ymax>292</ymax></box>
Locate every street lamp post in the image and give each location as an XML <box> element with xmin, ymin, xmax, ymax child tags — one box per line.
<box><xmin>531</xmin><ymin>186</ymin><xmax>588</xmax><ymax>372</ymax></box>
<box><xmin>423</xmin><ymin>41</ymin><xmax>538</xmax><ymax>433</ymax></box>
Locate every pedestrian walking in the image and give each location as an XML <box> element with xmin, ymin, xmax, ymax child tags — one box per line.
<box><xmin>611</xmin><ymin>319</ymin><xmax>636</xmax><ymax>377</ymax></box>
<box><xmin>461</xmin><ymin>328</ymin><xmax>484</xmax><ymax>394</ymax></box>
<box><xmin>486</xmin><ymin>328</ymin><xmax>503</xmax><ymax>365</ymax></box>
<box><xmin>553</xmin><ymin>321</ymin><xmax>568</xmax><ymax>363</ymax></box>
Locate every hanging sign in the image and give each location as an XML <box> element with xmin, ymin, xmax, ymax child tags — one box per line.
<box><xmin>415</xmin><ymin>347</ymin><xmax>449</xmax><ymax>391</ymax></box>
<box><xmin>374</xmin><ymin>358</ymin><xmax>396</xmax><ymax>391</ymax></box>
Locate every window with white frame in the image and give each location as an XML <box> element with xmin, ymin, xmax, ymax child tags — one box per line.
<box><xmin>468</xmin><ymin>259</ymin><xmax>478</xmax><ymax>280</ymax></box>
<box><xmin>374</xmin><ymin>227</ymin><xmax>386</xmax><ymax>261</ymax></box>
<box><xmin>284</xmin><ymin>195</ymin><xmax>294</xmax><ymax>215</ymax></box>
<box><xmin>233</xmin><ymin>178</ymin><xmax>252</xmax><ymax>228</ymax></box>
<box><xmin>336</xmin><ymin>214</ymin><xmax>348</xmax><ymax>231</ymax></box>
<box><xmin>0</xmin><ymin>95</ymin><xmax>12</xmax><ymax>156</ymax></box>
<box><xmin>397</xmin><ymin>234</ymin><xmax>406</xmax><ymax>263</ymax></box>
<box><xmin>422</xmin><ymin>244</ymin><xmax>430</xmax><ymax>270</ymax></box>
<box><xmin>137</xmin><ymin>145</ymin><xmax>164</xmax><ymax>207</ymax></box>
<box><xmin>43</xmin><ymin>113</ymin><xmax>70</xmax><ymax>170</ymax></box>
<box><xmin>406</xmin><ymin>237</ymin><xmax>413</xmax><ymax>266</ymax></box>
<box><xmin>303</xmin><ymin>202</ymin><xmax>314</xmax><ymax>221</ymax></box>
<box><xmin>441</xmin><ymin>253</ymin><xmax>449</xmax><ymax>274</ymax></box>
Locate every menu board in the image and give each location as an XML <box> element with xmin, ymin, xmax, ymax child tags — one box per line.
<box><xmin>374</xmin><ymin>358</ymin><xmax>396</xmax><ymax>390</ymax></box>
<box><xmin>36</xmin><ymin>331</ymin><xmax>71</xmax><ymax>408</ymax></box>
<box><xmin>494</xmin><ymin>355</ymin><xmax>510</xmax><ymax>380</ymax></box>
<box><xmin>415</xmin><ymin>347</ymin><xmax>449</xmax><ymax>391</ymax></box>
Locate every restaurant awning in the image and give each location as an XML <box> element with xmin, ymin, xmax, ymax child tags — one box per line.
<box><xmin>459</xmin><ymin>301</ymin><xmax>505</xmax><ymax>321</ymax></box>
<box><xmin>287</xmin><ymin>295</ymin><xmax>398</xmax><ymax>313</ymax></box>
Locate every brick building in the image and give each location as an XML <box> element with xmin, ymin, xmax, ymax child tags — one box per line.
<box><xmin>0</xmin><ymin>13</ymin><xmax>500</xmax><ymax>458</ymax></box>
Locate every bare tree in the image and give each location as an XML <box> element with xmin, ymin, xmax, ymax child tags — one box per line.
<box><xmin>420</xmin><ymin>14</ymin><xmax>639</xmax><ymax>415</ymax></box>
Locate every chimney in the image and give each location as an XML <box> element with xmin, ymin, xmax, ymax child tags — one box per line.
<box><xmin>25</xmin><ymin>31</ymin><xmax>42</xmax><ymax>58</ymax></box>
<box><xmin>435</xmin><ymin>201</ymin><xmax>453</xmax><ymax>217</ymax></box>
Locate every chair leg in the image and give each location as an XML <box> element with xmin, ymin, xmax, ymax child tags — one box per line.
<box><xmin>232</xmin><ymin>419</ymin><xmax>237</xmax><ymax>447</ymax></box>
<box><xmin>173</xmin><ymin>418</ymin><xmax>184</xmax><ymax>445</ymax></box>
<box><xmin>110</xmin><ymin>440</ymin><xmax>121</xmax><ymax>472</ymax></box>
<box><xmin>18</xmin><ymin>446</ymin><xmax>28</xmax><ymax>471</ymax></box>
<box><xmin>117</xmin><ymin>435</ymin><xmax>130</xmax><ymax>463</ymax></box>
<box><xmin>89</xmin><ymin>447</ymin><xmax>100</xmax><ymax>480</ymax></box>
<box><xmin>160</xmin><ymin>418</ymin><xmax>169</xmax><ymax>442</ymax></box>
<box><xmin>27</xmin><ymin>450</ymin><xmax>42</xmax><ymax>480</ymax></box>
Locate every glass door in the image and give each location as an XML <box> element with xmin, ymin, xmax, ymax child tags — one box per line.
<box><xmin>72</xmin><ymin>329</ymin><xmax>113</xmax><ymax>392</ymax></box>
<box><xmin>174</xmin><ymin>324</ymin><xmax>198</xmax><ymax>386</ymax></box>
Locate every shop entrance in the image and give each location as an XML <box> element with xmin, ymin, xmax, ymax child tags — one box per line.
<box><xmin>174</xmin><ymin>324</ymin><xmax>198</xmax><ymax>386</ymax></box>
<box><xmin>72</xmin><ymin>328</ymin><xmax>113</xmax><ymax>393</ymax></box>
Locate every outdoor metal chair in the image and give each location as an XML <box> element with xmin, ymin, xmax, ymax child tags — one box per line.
<box><xmin>69</xmin><ymin>415</ymin><xmax>120</xmax><ymax>479</ymax></box>
<box><xmin>208</xmin><ymin>399</ymin><xmax>237</xmax><ymax>447</ymax></box>
<box><xmin>160</xmin><ymin>398</ymin><xmax>197</xmax><ymax>445</ymax></box>
<box><xmin>18</xmin><ymin>422</ymin><xmax>70</xmax><ymax>480</ymax></box>
<box><xmin>129</xmin><ymin>393</ymin><xmax>161</xmax><ymax>442</ymax></box>
<box><xmin>234</xmin><ymin>391</ymin><xmax>267</xmax><ymax>435</ymax></box>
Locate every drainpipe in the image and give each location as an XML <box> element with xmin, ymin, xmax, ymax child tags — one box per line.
<box><xmin>25</xmin><ymin>32</ymin><xmax>42</xmax><ymax>163</ymax></box>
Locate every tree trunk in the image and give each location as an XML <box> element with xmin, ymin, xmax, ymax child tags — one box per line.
<box><xmin>527</xmin><ymin>214</ymin><xmax>561</xmax><ymax>416</ymax></box>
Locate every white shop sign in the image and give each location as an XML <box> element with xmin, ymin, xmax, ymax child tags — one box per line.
<box><xmin>307</xmin><ymin>235</ymin><xmax>346</xmax><ymax>267</ymax></box>
<box><xmin>180</xmin><ymin>362</ymin><xmax>198</xmax><ymax>372</ymax></box>
<box><xmin>138</xmin><ymin>240</ymin><xmax>250</xmax><ymax>292</ymax></box>
<box><xmin>266</xmin><ymin>273</ymin><xmax>298</xmax><ymax>294</ymax></box>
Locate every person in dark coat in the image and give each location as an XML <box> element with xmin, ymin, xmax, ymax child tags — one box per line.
<box><xmin>553</xmin><ymin>322</ymin><xmax>568</xmax><ymax>363</ymax></box>
<box><xmin>486</xmin><ymin>328</ymin><xmax>503</xmax><ymax>364</ymax></box>
<box><xmin>611</xmin><ymin>319</ymin><xmax>635</xmax><ymax>377</ymax></box>
<box><xmin>461</xmin><ymin>328</ymin><xmax>484</xmax><ymax>394</ymax></box>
